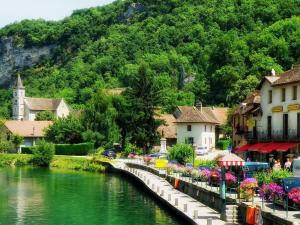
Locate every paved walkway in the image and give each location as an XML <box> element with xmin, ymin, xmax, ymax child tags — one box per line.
<box><xmin>120</xmin><ymin>159</ymin><xmax>300</xmax><ymax>225</ymax></box>
<box><xmin>111</xmin><ymin>160</ymin><xmax>235</xmax><ymax>225</ymax></box>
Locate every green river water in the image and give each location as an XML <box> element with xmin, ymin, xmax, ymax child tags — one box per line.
<box><xmin>0</xmin><ymin>167</ymin><xmax>184</xmax><ymax>225</ymax></box>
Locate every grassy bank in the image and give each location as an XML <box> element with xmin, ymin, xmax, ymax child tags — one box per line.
<box><xmin>0</xmin><ymin>154</ymin><xmax>107</xmax><ymax>172</ymax></box>
<box><xmin>51</xmin><ymin>156</ymin><xmax>106</xmax><ymax>172</ymax></box>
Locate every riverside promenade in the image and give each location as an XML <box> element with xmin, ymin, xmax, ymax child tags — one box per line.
<box><xmin>110</xmin><ymin>160</ymin><xmax>236</xmax><ymax>225</ymax></box>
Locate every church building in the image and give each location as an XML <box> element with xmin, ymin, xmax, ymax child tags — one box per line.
<box><xmin>13</xmin><ymin>75</ymin><xmax>70</xmax><ymax>121</ymax></box>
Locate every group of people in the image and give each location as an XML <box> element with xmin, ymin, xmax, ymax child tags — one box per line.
<box><xmin>271</xmin><ymin>155</ymin><xmax>295</xmax><ymax>171</ymax></box>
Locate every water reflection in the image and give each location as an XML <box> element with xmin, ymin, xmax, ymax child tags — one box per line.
<box><xmin>0</xmin><ymin>168</ymin><xmax>183</xmax><ymax>225</ymax></box>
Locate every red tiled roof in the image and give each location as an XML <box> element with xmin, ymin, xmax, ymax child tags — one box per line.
<box><xmin>4</xmin><ymin>121</ymin><xmax>53</xmax><ymax>137</ymax></box>
<box><xmin>175</xmin><ymin>106</ymin><xmax>220</xmax><ymax>124</ymax></box>
<box><xmin>272</xmin><ymin>66</ymin><xmax>300</xmax><ymax>86</ymax></box>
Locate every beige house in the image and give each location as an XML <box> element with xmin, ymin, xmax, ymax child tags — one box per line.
<box><xmin>2</xmin><ymin>121</ymin><xmax>53</xmax><ymax>149</ymax></box>
<box><xmin>13</xmin><ymin>75</ymin><xmax>70</xmax><ymax>121</ymax></box>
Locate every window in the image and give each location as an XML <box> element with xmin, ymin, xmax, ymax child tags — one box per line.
<box><xmin>268</xmin><ymin>90</ymin><xmax>272</xmax><ymax>104</ymax></box>
<box><xmin>186</xmin><ymin>137</ymin><xmax>194</xmax><ymax>144</ymax></box>
<box><xmin>283</xmin><ymin>114</ymin><xmax>288</xmax><ymax>139</ymax></box>
<box><xmin>282</xmin><ymin>88</ymin><xmax>286</xmax><ymax>102</ymax></box>
<box><xmin>205</xmin><ymin>125</ymin><xmax>207</xmax><ymax>132</ymax></box>
<box><xmin>297</xmin><ymin>113</ymin><xmax>300</xmax><ymax>138</ymax></box>
<box><xmin>267</xmin><ymin>116</ymin><xmax>272</xmax><ymax>139</ymax></box>
<box><xmin>293</xmin><ymin>86</ymin><xmax>298</xmax><ymax>100</ymax></box>
<box><xmin>210</xmin><ymin>126</ymin><xmax>213</xmax><ymax>132</ymax></box>
<box><xmin>187</xmin><ymin>125</ymin><xmax>192</xmax><ymax>131</ymax></box>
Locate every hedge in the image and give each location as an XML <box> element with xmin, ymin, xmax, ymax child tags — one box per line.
<box><xmin>216</xmin><ymin>139</ymin><xmax>231</xmax><ymax>150</ymax></box>
<box><xmin>55</xmin><ymin>142</ymin><xmax>94</xmax><ymax>156</ymax></box>
<box><xmin>21</xmin><ymin>146</ymin><xmax>34</xmax><ymax>154</ymax></box>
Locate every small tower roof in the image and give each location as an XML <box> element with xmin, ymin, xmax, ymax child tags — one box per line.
<box><xmin>16</xmin><ymin>74</ymin><xmax>24</xmax><ymax>89</ymax></box>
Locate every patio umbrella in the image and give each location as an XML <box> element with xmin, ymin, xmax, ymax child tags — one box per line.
<box><xmin>217</xmin><ymin>153</ymin><xmax>245</xmax><ymax>200</ymax></box>
<box><xmin>217</xmin><ymin>153</ymin><xmax>245</xmax><ymax>166</ymax></box>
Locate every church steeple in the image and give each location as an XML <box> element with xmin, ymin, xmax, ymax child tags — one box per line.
<box><xmin>16</xmin><ymin>74</ymin><xmax>24</xmax><ymax>89</ymax></box>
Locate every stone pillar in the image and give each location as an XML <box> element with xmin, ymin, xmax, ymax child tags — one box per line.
<box><xmin>159</xmin><ymin>138</ymin><xmax>167</xmax><ymax>154</ymax></box>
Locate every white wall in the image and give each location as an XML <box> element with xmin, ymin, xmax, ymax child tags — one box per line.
<box><xmin>12</xmin><ymin>88</ymin><xmax>25</xmax><ymax>120</ymax></box>
<box><xmin>176</xmin><ymin>123</ymin><xmax>216</xmax><ymax>149</ymax></box>
<box><xmin>260</xmin><ymin>80</ymin><xmax>300</xmax><ymax>133</ymax></box>
<box><xmin>56</xmin><ymin>100</ymin><xmax>70</xmax><ymax>118</ymax></box>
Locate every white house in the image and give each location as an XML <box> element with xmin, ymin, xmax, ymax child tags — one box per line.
<box><xmin>12</xmin><ymin>75</ymin><xmax>70</xmax><ymax>121</ymax></box>
<box><xmin>173</xmin><ymin>105</ymin><xmax>223</xmax><ymax>149</ymax></box>
<box><xmin>259</xmin><ymin>67</ymin><xmax>300</xmax><ymax>138</ymax></box>
<box><xmin>235</xmin><ymin>66</ymin><xmax>300</xmax><ymax>162</ymax></box>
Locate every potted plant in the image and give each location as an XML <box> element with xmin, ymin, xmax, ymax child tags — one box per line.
<box><xmin>258</xmin><ymin>183</ymin><xmax>284</xmax><ymax>202</ymax></box>
<box><xmin>225</xmin><ymin>172</ymin><xmax>237</xmax><ymax>189</ymax></box>
<box><xmin>199</xmin><ymin>169</ymin><xmax>210</xmax><ymax>182</ymax></box>
<box><xmin>182</xmin><ymin>167</ymin><xmax>192</xmax><ymax>177</ymax></box>
<box><xmin>288</xmin><ymin>188</ymin><xmax>300</xmax><ymax>208</ymax></box>
<box><xmin>209</xmin><ymin>170</ymin><xmax>221</xmax><ymax>186</ymax></box>
<box><xmin>191</xmin><ymin>169</ymin><xmax>200</xmax><ymax>181</ymax></box>
<box><xmin>240</xmin><ymin>178</ymin><xmax>258</xmax><ymax>201</ymax></box>
<box><xmin>143</xmin><ymin>156</ymin><xmax>152</xmax><ymax>165</ymax></box>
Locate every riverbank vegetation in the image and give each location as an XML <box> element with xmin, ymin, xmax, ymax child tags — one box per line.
<box><xmin>0</xmin><ymin>154</ymin><xmax>106</xmax><ymax>172</ymax></box>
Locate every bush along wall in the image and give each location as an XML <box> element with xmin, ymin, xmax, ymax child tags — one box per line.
<box><xmin>216</xmin><ymin>139</ymin><xmax>231</xmax><ymax>150</ymax></box>
<box><xmin>21</xmin><ymin>146</ymin><xmax>34</xmax><ymax>154</ymax></box>
<box><xmin>55</xmin><ymin>142</ymin><xmax>94</xmax><ymax>156</ymax></box>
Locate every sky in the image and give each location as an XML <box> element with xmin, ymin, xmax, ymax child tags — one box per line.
<box><xmin>0</xmin><ymin>0</ymin><xmax>115</xmax><ymax>28</ymax></box>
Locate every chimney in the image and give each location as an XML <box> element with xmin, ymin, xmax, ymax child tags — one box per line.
<box><xmin>271</xmin><ymin>69</ymin><xmax>276</xmax><ymax>76</ymax></box>
<box><xmin>196</xmin><ymin>101</ymin><xmax>202</xmax><ymax>112</ymax></box>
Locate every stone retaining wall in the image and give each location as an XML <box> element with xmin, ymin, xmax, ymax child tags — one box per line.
<box><xmin>124</xmin><ymin>161</ymin><xmax>298</xmax><ymax>225</ymax></box>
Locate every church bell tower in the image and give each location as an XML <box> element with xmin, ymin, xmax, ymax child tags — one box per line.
<box><xmin>12</xmin><ymin>74</ymin><xmax>25</xmax><ymax>120</ymax></box>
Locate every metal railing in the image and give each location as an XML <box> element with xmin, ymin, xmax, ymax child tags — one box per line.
<box><xmin>245</xmin><ymin>129</ymin><xmax>300</xmax><ymax>142</ymax></box>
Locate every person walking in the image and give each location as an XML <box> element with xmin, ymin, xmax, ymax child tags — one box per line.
<box><xmin>284</xmin><ymin>157</ymin><xmax>292</xmax><ymax>171</ymax></box>
<box><xmin>273</xmin><ymin>160</ymin><xmax>281</xmax><ymax>171</ymax></box>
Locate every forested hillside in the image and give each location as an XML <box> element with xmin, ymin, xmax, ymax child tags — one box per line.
<box><xmin>1</xmin><ymin>0</ymin><xmax>300</xmax><ymax>118</ymax></box>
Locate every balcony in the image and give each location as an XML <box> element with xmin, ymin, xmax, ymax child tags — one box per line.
<box><xmin>234</xmin><ymin>125</ymin><xmax>247</xmax><ymax>135</ymax></box>
<box><xmin>245</xmin><ymin>129</ymin><xmax>300</xmax><ymax>142</ymax></box>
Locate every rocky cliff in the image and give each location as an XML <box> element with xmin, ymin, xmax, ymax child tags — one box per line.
<box><xmin>0</xmin><ymin>37</ymin><xmax>54</xmax><ymax>87</ymax></box>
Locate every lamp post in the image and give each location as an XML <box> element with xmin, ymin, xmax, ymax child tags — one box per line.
<box><xmin>193</xmin><ymin>144</ymin><xmax>197</xmax><ymax>168</ymax></box>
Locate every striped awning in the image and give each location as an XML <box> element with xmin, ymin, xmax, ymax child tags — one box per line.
<box><xmin>218</xmin><ymin>154</ymin><xmax>244</xmax><ymax>167</ymax></box>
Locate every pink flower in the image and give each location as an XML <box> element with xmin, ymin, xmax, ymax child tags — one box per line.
<box><xmin>258</xmin><ymin>183</ymin><xmax>284</xmax><ymax>202</ymax></box>
<box><xmin>288</xmin><ymin>188</ymin><xmax>300</xmax><ymax>204</ymax></box>
<box><xmin>225</xmin><ymin>172</ymin><xmax>237</xmax><ymax>186</ymax></box>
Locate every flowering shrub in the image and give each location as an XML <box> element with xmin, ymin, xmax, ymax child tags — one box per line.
<box><xmin>240</xmin><ymin>178</ymin><xmax>258</xmax><ymax>201</ymax></box>
<box><xmin>225</xmin><ymin>172</ymin><xmax>237</xmax><ymax>187</ymax></box>
<box><xmin>143</xmin><ymin>156</ymin><xmax>152</xmax><ymax>164</ymax></box>
<box><xmin>182</xmin><ymin>167</ymin><xmax>192</xmax><ymax>177</ymax></box>
<box><xmin>191</xmin><ymin>169</ymin><xmax>200</xmax><ymax>179</ymax></box>
<box><xmin>288</xmin><ymin>188</ymin><xmax>300</xmax><ymax>204</ymax></box>
<box><xmin>199</xmin><ymin>169</ymin><xmax>210</xmax><ymax>182</ymax></box>
<box><xmin>240</xmin><ymin>178</ymin><xmax>258</xmax><ymax>189</ymax></box>
<box><xmin>209</xmin><ymin>170</ymin><xmax>221</xmax><ymax>185</ymax></box>
<box><xmin>128</xmin><ymin>153</ymin><xmax>136</xmax><ymax>159</ymax></box>
<box><xmin>258</xmin><ymin>183</ymin><xmax>284</xmax><ymax>202</ymax></box>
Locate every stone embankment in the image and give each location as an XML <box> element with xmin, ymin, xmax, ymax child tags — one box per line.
<box><xmin>110</xmin><ymin>160</ymin><xmax>231</xmax><ymax>225</ymax></box>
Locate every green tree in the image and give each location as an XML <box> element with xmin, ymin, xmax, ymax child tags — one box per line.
<box><xmin>45</xmin><ymin>115</ymin><xmax>84</xmax><ymax>144</ymax></box>
<box><xmin>169</xmin><ymin>143</ymin><xmax>193</xmax><ymax>164</ymax></box>
<box><xmin>82</xmin><ymin>90</ymin><xmax>120</xmax><ymax>148</ymax></box>
<box><xmin>31</xmin><ymin>140</ymin><xmax>55</xmax><ymax>167</ymax></box>
<box><xmin>11</xmin><ymin>134</ymin><xmax>24</xmax><ymax>154</ymax></box>
<box><xmin>35</xmin><ymin>111</ymin><xmax>55</xmax><ymax>121</ymax></box>
<box><xmin>124</xmin><ymin>63</ymin><xmax>163</xmax><ymax>153</ymax></box>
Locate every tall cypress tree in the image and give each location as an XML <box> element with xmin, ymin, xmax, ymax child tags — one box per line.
<box><xmin>125</xmin><ymin>63</ymin><xmax>162</xmax><ymax>153</ymax></box>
